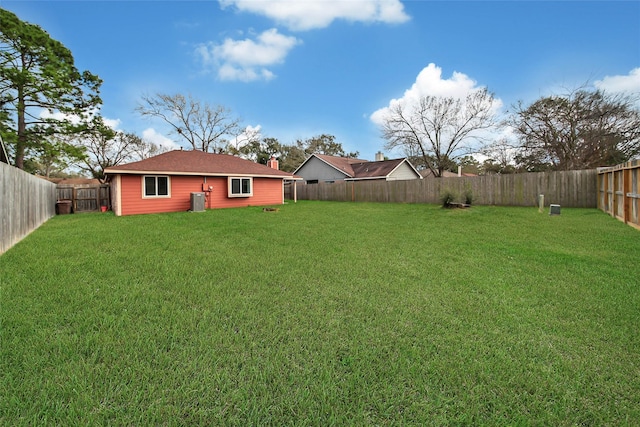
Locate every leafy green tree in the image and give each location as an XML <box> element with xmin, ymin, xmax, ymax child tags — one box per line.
<box><xmin>239</xmin><ymin>134</ymin><xmax>359</xmax><ymax>172</ymax></box>
<box><xmin>279</xmin><ymin>143</ymin><xmax>307</xmax><ymax>172</ymax></box>
<box><xmin>457</xmin><ymin>155</ymin><xmax>481</xmax><ymax>175</ymax></box>
<box><xmin>24</xmin><ymin>135</ymin><xmax>85</xmax><ymax>177</ymax></box>
<box><xmin>512</xmin><ymin>152</ymin><xmax>552</xmax><ymax>173</ymax></box>
<box><xmin>480</xmin><ymin>158</ymin><xmax>516</xmax><ymax>175</ymax></box>
<box><xmin>276</xmin><ymin>134</ymin><xmax>359</xmax><ymax>172</ymax></box>
<box><xmin>235</xmin><ymin>136</ymin><xmax>283</xmax><ymax>165</ymax></box>
<box><xmin>510</xmin><ymin>88</ymin><xmax>640</xmax><ymax>170</ymax></box>
<box><xmin>0</xmin><ymin>8</ymin><xmax>102</xmax><ymax>169</ymax></box>
<box><xmin>218</xmin><ymin>131</ymin><xmax>359</xmax><ymax>172</ymax></box>
<box><xmin>300</xmin><ymin>134</ymin><xmax>359</xmax><ymax>158</ymax></box>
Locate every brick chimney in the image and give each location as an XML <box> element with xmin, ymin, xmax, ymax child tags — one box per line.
<box><xmin>267</xmin><ymin>156</ymin><xmax>279</xmax><ymax>170</ymax></box>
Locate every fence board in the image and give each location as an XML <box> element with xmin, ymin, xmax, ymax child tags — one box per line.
<box><xmin>56</xmin><ymin>184</ymin><xmax>110</xmax><ymax>213</ymax></box>
<box><xmin>1</xmin><ymin>163</ymin><xmax>57</xmax><ymax>255</ymax></box>
<box><xmin>598</xmin><ymin>160</ymin><xmax>640</xmax><ymax>230</ymax></box>
<box><xmin>289</xmin><ymin>169</ymin><xmax>597</xmax><ymax>209</ymax></box>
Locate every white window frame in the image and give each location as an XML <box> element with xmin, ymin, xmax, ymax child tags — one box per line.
<box><xmin>228</xmin><ymin>177</ymin><xmax>253</xmax><ymax>198</ymax></box>
<box><xmin>143</xmin><ymin>175</ymin><xmax>171</xmax><ymax>198</ymax></box>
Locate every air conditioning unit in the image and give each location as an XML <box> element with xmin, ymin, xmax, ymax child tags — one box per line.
<box><xmin>190</xmin><ymin>192</ymin><xmax>205</xmax><ymax>212</ymax></box>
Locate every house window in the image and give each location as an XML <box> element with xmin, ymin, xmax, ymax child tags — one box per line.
<box><xmin>143</xmin><ymin>176</ymin><xmax>170</xmax><ymax>197</ymax></box>
<box><xmin>307</xmin><ymin>180</ymin><xmax>319</xmax><ymax>184</ymax></box>
<box><xmin>228</xmin><ymin>177</ymin><xmax>252</xmax><ymax>197</ymax></box>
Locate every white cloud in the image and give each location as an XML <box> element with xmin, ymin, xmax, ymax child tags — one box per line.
<box><xmin>595</xmin><ymin>68</ymin><xmax>640</xmax><ymax>94</ymax></box>
<box><xmin>219</xmin><ymin>0</ymin><xmax>409</xmax><ymax>31</ymax></box>
<box><xmin>196</xmin><ymin>28</ymin><xmax>300</xmax><ymax>82</ymax></box>
<box><xmin>142</xmin><ymin>128</ymin><xmax>181</xmax><ymax>151</ymax></box>
<box><xmin>370</xmin><ymin>63</ymin><xmax>503</xmax><ymax>126</ymax></box>
<box><xmin>217</xmin><ymin>64</ymin><xmax>275</xmax><ymax>82</ymax></box>
<box><xmin>102</xmin><ymin>117</ymin><xmax>122</xmax><ymax>130</ymax></box>
<box><xmin>39</xmin><ymin>109</ymin><xmax>82</xmax><ymax>124</ymax></box>
<box><xmin>39</xmin><ymin>109</ymin><xmax>122</xmax><ymax>130</ymax></box>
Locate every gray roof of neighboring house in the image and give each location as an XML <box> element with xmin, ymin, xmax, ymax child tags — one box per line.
<box><xmin>296</xmin><ymin>154</ymin><xmax>421</xmax><ymax>180</ymax></box>
<box><xmin>309</xmin><ymin>154</ymin><xmax>369</xmax><ymax>178</ymax></box>
<box><xmin>350</xmin><ymin>158</ymin><xmax>407</xmax><ymax>179</ymax></box>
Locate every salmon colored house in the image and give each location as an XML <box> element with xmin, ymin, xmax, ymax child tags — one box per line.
<box><xmin>104</xmin><ymin>150</ymin><xmax>300</xmax><ymax>216</ymax></box>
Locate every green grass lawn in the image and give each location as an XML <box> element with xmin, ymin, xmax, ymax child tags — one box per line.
<box><xmin>1</xmin><ymin>201</ymin><xmax>639</xmax><ymax>425</ymax></box>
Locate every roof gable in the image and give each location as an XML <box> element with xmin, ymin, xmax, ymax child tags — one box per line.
<box><xmin>295</xmin><ymin>153</ymin><xmax>368</xmax><ymax>178</ymax></box>
<box><xmin>104</xmin><ymin>150</ymin><xmax>297</xmax><ymax>178</ymax></box>
<box><xmin>294</xmin><ymin>154</ymin><xmax>421</xmax><ymax>180</ymax></box>
<box><xmin>351</xmin><ymin>158</ymin><xmax>406</xmax><ymax>178</ymax></box>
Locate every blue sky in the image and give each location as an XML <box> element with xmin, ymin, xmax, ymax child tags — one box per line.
<box><xmin>4</xmin><ymin>0</ymin><xmax>640</xmax><ymax>161</ymax></box>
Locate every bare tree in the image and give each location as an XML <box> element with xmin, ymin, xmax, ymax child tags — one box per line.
<box><xmin>136</xmin><ymin>93</ymin><xmax>241</xmax><ymax>153</ymax></box>
<box><xmin>510</xmin><ymin>88</ymin><xmax>640</xmax><ymax>170</ymax></box>
<box><xmin>480</xmin><ymin>138</ymin><xmax>518</xmax><ymax>174</ymax></box>
<box><xmin>73</xmin><ymin>118</ymin><xmax>158</xmax><ymax>182</ymax></box>
<box><xmin>129</xmin><ymin>138</ymin><xmax>169</xmax><ymax>161</ymax></box>
<box><xmin>380</xmin><ymin>88</ymin><xmax>498</xmax><ymax>177</ymax></box>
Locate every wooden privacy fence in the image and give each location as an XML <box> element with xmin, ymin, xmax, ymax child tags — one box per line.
<box><xmin>288</xmin><ymin>169</ymin><xmax>598</xmax><ymax>208</ymax></box>
<box><xmin>597</xmin><ymin>159</ymin><xmax>640</xmax><ymax>230</ymax></box>
<box><xmin>1</xmin><ymin>162</ymin><xmax>57</xmax><ymax>255</ymax></box>
<box><xmin>56</xmin><ymin>184</ymin><xmax>110</xmax><ymax>213</ymax></box>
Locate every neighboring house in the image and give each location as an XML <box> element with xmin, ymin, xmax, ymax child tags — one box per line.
<box><xmin>294</xmin><ymin>153</ymin><xmax>422</xmax><ymax>184</ymax></box>
<box><xmin>104</xmin><ymin>150</ymin><xmax>300</xmax><ymax>216</ymax></box>
<box><xmin>421</xmin><ymin>169</ymin><xmax>478</xmax><ymax>178</ymax></box>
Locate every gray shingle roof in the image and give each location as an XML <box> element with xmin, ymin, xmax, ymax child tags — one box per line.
<box><xmin>311</xmin><ymin>154</ymin><xmax>415</xmax><ymax>180</ymax></box>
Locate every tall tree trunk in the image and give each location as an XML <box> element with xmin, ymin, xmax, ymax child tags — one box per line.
<box><xmin>15</xmin><ymin>87</ymin><xmax>26</xmax><ymax>169</ymax></box>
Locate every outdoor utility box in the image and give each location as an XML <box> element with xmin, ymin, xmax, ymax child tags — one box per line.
<box><xmin>190</xmin><ymin>192</ymin><xmax>205</xmax><ymax>212</ymax></box>
<box><xmin>549</xmin><ymin>204</ymin><xmax>561</xmax><ymax>215</ymax></box>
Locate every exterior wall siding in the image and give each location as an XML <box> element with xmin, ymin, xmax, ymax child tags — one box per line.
<box><xmin>387</xmin><ymin>162</ymin><xmax>421</xmax><ymax>181</ymax></box>
<box><xmin>296</xmin><ymin>157</ymin><xmax>349</xmax><ymax>183</ymax></box>
<box><xmin>118</xmin><ymin>174</ymin><xmax>284</xmax><ymax>216</ymax></box>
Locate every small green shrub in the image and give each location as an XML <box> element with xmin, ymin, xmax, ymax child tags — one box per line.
<box><xmin>464</xmin><ymin>188</ymin><xmax>474</xmax><ymax>205</ymax></box>
<box><xmin>440</xmin><ymin>189</ymin><xmax>458</xmax><ymax>208</ymax></box>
